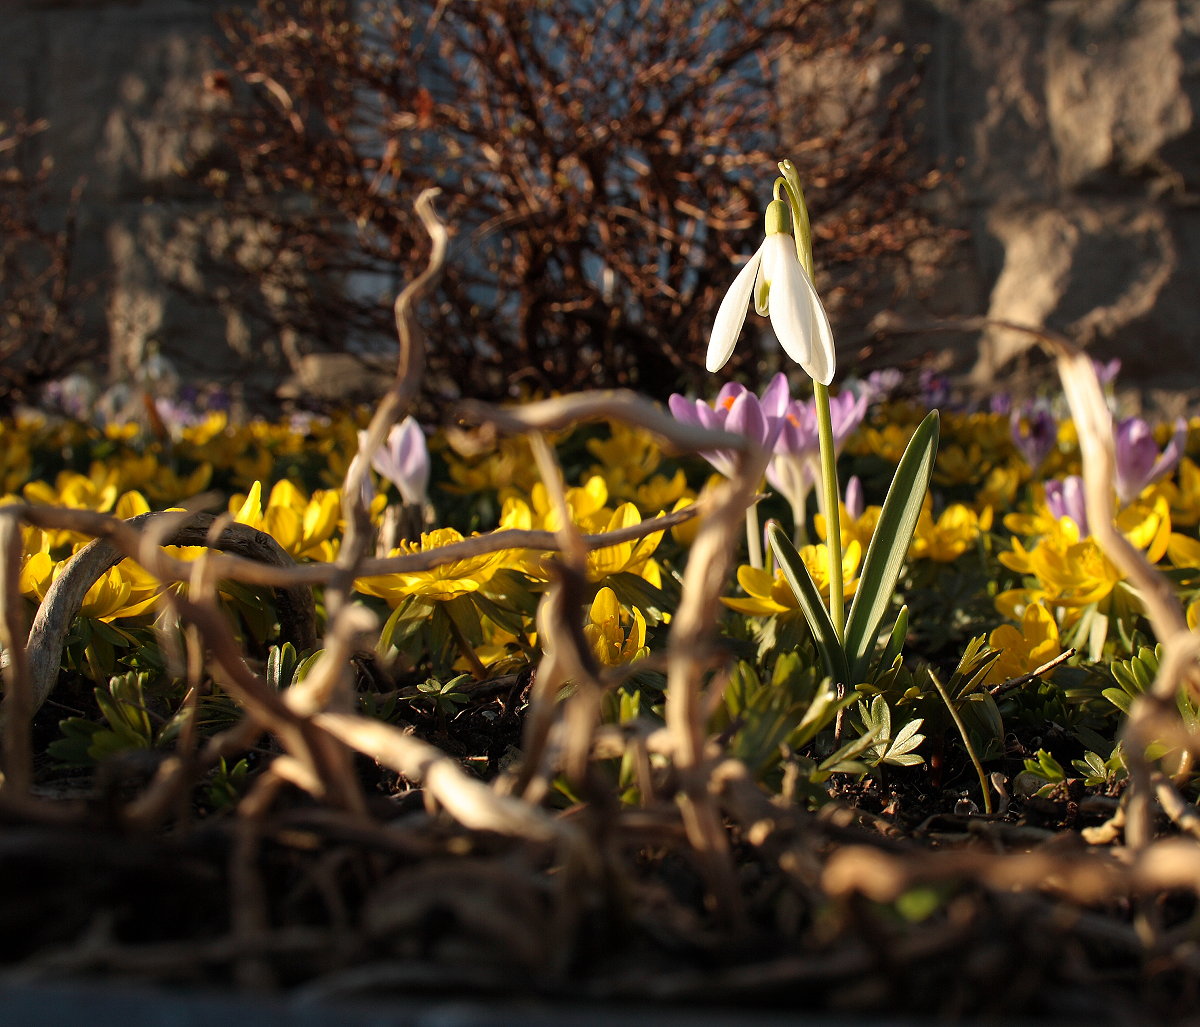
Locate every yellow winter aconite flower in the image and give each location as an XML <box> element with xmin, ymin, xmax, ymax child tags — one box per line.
<box><xmin>24</xmin><ymin>468</ymin><xmax>119</xmax><ymax>514</ymax></box>
<box><xmin>522</xmin><ymin>475</ymin><xmax>610</xmax><ymax>531</ymax></box>
<box><xmin>943</xmin><ymin>410</ymin><xmax>1013</xmax><ymax>459</ymax></box>
<box><xmin>668</xmin><ymin>494</ymin><xmax>702</xmax><ymax>548</ymax></box>
<box><xmin>976</xmin><ymin>463</ymin><xmax>1022</xmax><ymax>512</ymax></box>
<box><xmin>853</xmin><ymin>422</ymin><xmax>918</xmax><ymax>465</ymax></box>
<box><xmin>1</xmin><ymin>430</ymin><xmax>32</xmax><ymax>494</ymax></box>
<box><xmin>231</xmin><ymin>480</ymin><xmax>342</xmax><ymax>561</ymax></box>
<box><xmin>985</xmin><ymin>601</ymin><xmax>1062</xmax><ymax>685</ymax></box>
<box><xmin>909</xmin><ymin>502</ymin><xmax>993</xmax><ymax>563</ymax></box>
<box><xmin>443</xmin><ymin>435</ymin><xmax>543</xmax><ymax>496</ymax></box>
<box><xmin>934</xmin><ymin>442</ymin><xmax>991</xmax><ymax>487</ymax></box>
<box><xmin>586</xmin><ymin>423</ymin><xmax>662</xmax><ymax>500</ymax></box>
<box><xmin>1167</xmin><ymin>531</ymin><xmax>1200</xmax><ymax>570</ymax></box>
<box><xmin>498</xmin><ymin>478</ymin><xmax>664</xmax><ymax>584</ymax></box>
<box><xmin>722</xmin><ymin>565</ymin><xmax>800</xmax><ymax>616</ymax></box>
<box><xmin>355</xmin><ymin>527</ymin><xmax>507</xmax><ymax>604</ymax></box>
<box><xmin>18</xmin><ymin>551</ymin><xmax>54</xmax><ymax>599</ymax></box>
<box><xmin>724</xmin><ymin>540</ymin><xmax>861</xmax><ymax>616</ymax></box>
<box><xmin>814</xmin><ymin>501</ymin><xmax>882</xmax><ymax>553</ymax></box>
<box><xmin>1160</xmin><ymin>457</ymin><xmax>1200</xmax><ymax>528</ymax></box>
<box><xmin>19</xmin><ymin>545</ymin><xmax>206</xmax><ymax>622</ymax></box>
<box><xmin>583</xmin><ymin>587</ymin><xmax>648</xmax><ymax>666</ymax></box>
<box><xmin>1002</xmin><ymin>485</ymin><xmax>1061</xmax><ymax>539</ymax></box>
<box><xmin>22</xmin><ymin>469</ymin><xmax>142</xmax><ymax>549</ymax></box>
<box><xmin>997</xmin><ymin>495</ymin><xmax>1170</xmax><ymax>609</ymax></box>
<box><xmin>634</xmin><ymin>469</ymin><xmax>693</xmax><ymax>514</ymax></box>
<box><xmin>585</xmin><ymin>501</ymin><xmax>665</xmax><ymax>582</ymax></box>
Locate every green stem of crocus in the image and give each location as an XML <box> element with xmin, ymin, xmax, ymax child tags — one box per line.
<box><xmin>745</xmin><ymin>497</ymin><xmax>763</xmax><ymax>570</ymax></box>
<box><xmin>813</xmin><ymin>381</ymin><xmax>844</xmax><ymax>642</ymax></box>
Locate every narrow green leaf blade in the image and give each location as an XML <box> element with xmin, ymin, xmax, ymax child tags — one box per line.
<box><xmin>844</xmin><ymin>410</ymin><xmax>940</xmax><ymax>683</ymax></box>
<box><xmin>766</xmin><ymin>521</ymin><xmax>849</xmax><ymax>683</ymax></box>
<box><xmin>872</xmin><ymin>604</ymin><xmax>909</xmax><ymax>679</ymax></box>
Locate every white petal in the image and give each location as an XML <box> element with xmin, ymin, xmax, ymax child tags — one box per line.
<box><xmin>800</xmin><ymin>269</ymin><xmax>836</xmax><ymax>386</ymax></box>
<box><xmin>706</xmin><ymin>245</ymin><xmax>764</xmax><ymax>372</ymax></box>
<box><xmin>762</xmin><ymin>239</ymin><xmax>814</xmax><ymax>372</ymax></box>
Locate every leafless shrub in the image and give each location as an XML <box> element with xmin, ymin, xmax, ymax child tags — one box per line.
<box><xmin>0</xmin><ymin>116</ymin><xmax>96</xmax><ymax>415</ymax></box>
<box><xmin>193</xmin><ymin>0</ymin><xmax>933</xmax><ymax>407</ymax></box>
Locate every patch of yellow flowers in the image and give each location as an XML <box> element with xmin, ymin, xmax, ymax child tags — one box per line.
<box><xmin>12</xmin><ymin>397</ymin><xmax>1200</xmax><ymax>702</ymax></box>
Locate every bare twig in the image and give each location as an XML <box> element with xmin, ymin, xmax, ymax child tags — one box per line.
<box><xmin>0</xmin><ymin>509</ymin><xmax>32</xmax><ymax>793</ymax></box>
<box><xmin>1</xmin><ymin>510</ymin><xmax>316</xmax><ymax>724</ymax></box>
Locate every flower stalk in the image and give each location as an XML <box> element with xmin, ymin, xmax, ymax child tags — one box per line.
<box><xmin>779</xmin><ymin>159</ymin><xmax>844</xmax><ymax>641</ymax></box>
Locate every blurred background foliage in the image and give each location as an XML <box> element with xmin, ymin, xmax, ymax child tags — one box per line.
<box><xmin>188</xmin><ymin>0</ymin><xmax>935</xmax><ymax>409</ymax></box>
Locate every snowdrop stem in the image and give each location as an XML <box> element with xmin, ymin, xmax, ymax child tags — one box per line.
<box><xmin>777</xmin><ymin>161</ymin><xmax>814</xmax><ymax>277</ymax></box>
<box><xmin>814</xmin><ymin>381</ymin><xmax>845</xmax><ymax>642</ymax></box>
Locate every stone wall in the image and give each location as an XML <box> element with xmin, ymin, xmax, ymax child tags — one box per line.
<box><xmin>884</xmin><ymin>0</ymin><xmax>1200</xmax><ymax>391</ymax></box>
<box><xmin>5</xmin><ymin>0</ymin><xmax>1200</xmax><ymax>401</ymax></box>
<box><xmin>0</xmin><ymin>0</ymin><xmax>289</xmax><ymax>408</ymax></box>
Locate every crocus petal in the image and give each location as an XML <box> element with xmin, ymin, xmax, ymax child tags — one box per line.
<box><xmin>1149</xmin><ymin>417</ymin><xmax>1189</xmax><ymax>485</ymax></box>
<box><xmin>1114</xmin><ymin>416</ymin><xmax>1181</xmax><ymax>504</ymax></box>
<box><xmin>667</xmin><ymin>394</ymin><xmax>702</xmax><ymax>427</ymax></box>
<box><xmin>845</xmin><ymin>475</ymin><xmax>864</xmax><ymax>521</ymax></box>
<box><xmin>829</xmin><ymin>389</ymin><xmax>868</xmax><ymax>447</ymax></box>
<box><xmin>760</xmin><ymin>371</ymin><xmax>791</xmax><ymax>420</ymax></box>
<box><xmin>714</xmin><ymin>381</ymin><xmax>748</xmax><ymax>412</ymax></box>
<box><xmin>1046</xmin><ymin>476</ymin><xmax>1088</xmax><ymax>535</ymax></box>
<box><xmin>777</xmin><ymin>399</ymin><xmax>817</xmax><ymax>455</ymax></box>
<box><xmin>393</xmin><ymin>418</ymin><xmax>430</xmax><ymax>505</ymax></box>
<box><xmin>706</xmin><ymin>245</ymin><xmax>764</xmax><ymax>372</ymax></box>
<box><xmin>724</xmin><ymin>391</ymin><xmax>768</xmax><ymax>448</ymax></box>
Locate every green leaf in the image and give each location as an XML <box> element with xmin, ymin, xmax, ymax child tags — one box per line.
<box><xmin>48</xmin><ymin>719</ymin><xmax>104</xmax><ymax>767</ymax></box>
<box><xmin>871</xmin><ymin>605</ymin><xmax>909</xmax><ymax>680</ymax></box>
<box><xmin>1024</xmin><ymin>748</ymin><xmax>1065</xmax><ymax>783</ymax></box>
<box><xmin>844</xmin><ymin>410</ymin><xmax>939</xmax><ymax>684</ymax></box>
<box><xmin>788</xmin><ymin>679</ymin><xmax>856</xmax><ymax>750</ymax></box>
<box><xmin>817</xmin><ymin>728</ymin><xmax>880</xmax><ymax>776</ymax></box>
<box><xmin>1072</xmin><ymin>751</ymin><xmax>1109</xmax><ymax>786</ymax></box>
<box><xmin>1102</xmin><ymin>686</ymin><xmax>1135</xmax><ymax>714</ymax></box>
<box><xmin>766</xmin><ymin>521</ymin><xmax>849</xmax><ymax>683</ymax></box>
<box><xmin>889</xmin><ymin>716</ymin><xmax>926</xmax><ymax>757</ymax></box>
<box><xmin>266</xmin><ymin>642</ymin><xmax>299</xmax><ymax>690</ymax></box>
<box><xmin>377</xmin><ymin>596</ymin><xmax>435</xmax><ymax>654</ymax></box>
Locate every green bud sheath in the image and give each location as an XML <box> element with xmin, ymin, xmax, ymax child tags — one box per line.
<box><xmin>764</xmin><ymin>199</ymin><xmax>792</xmax><ymax>237</ymax></box>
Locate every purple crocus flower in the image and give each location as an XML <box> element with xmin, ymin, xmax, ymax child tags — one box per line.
<box><xmin>363</xmin><ymin>416</ymin><xmax>430</xmax><ymax>506</ymax></box>
<box><xmin>1094</xmin><ymin>358</ymin><xmax>1122</xmax><ymax>387</ymax></box>
<box><xmin>766</xmin><ymin>387</ymin><xmax>867</xmax><ymax>535</ymax></box>
<box><xmin>844</xmin><ymin>475</ymin><xmax>865</xmax><ymax>522</ymax></box>
<box><xmin>918</xmin><ymin>368</ymin><xmax>952</xmax><ymax>408</ymax></box>
<box><xmin>1114</xmin><ymin>416</ymin><xmax>1186</xmax><ymax>506</ymax></box>
<box><xmin>860</xmin><ymin>368</ymin><xmax>903</xmax><ymax>405</ymax></box>
<box><xmin>1045</xmin><ymin>476</ymin><xmax>1088</xmax><ymax>536</ymax></box>
<box><xmin>1010</xmin><ymin>403</ymin><xmax>1057</xmax><ymax>471</ymax></box>
<box><xmin>668</xmin><ymin>373</ymin><xmax>789</xmax><ymax>478</ymax></box>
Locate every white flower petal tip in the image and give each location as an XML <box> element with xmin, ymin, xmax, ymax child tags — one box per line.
<box><xmin>707</xmin><ymin>231</ymin><xmax>836</xmax><ymax>383</ymax></box>
<box><xmin>706</xmin><ymin>246</ymin><xmax>763</xmax><ymax>372</ymax></box>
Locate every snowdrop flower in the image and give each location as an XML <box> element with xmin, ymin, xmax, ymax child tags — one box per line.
<box><xmin>706</xmin><ymin>199</ymin><xmax>835</xmax><ymax>385</ymax></box>
<box><xmin>362</xmin><ymin>416</ymin><xmax>430</xmax><ymax>506</ymax></box>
